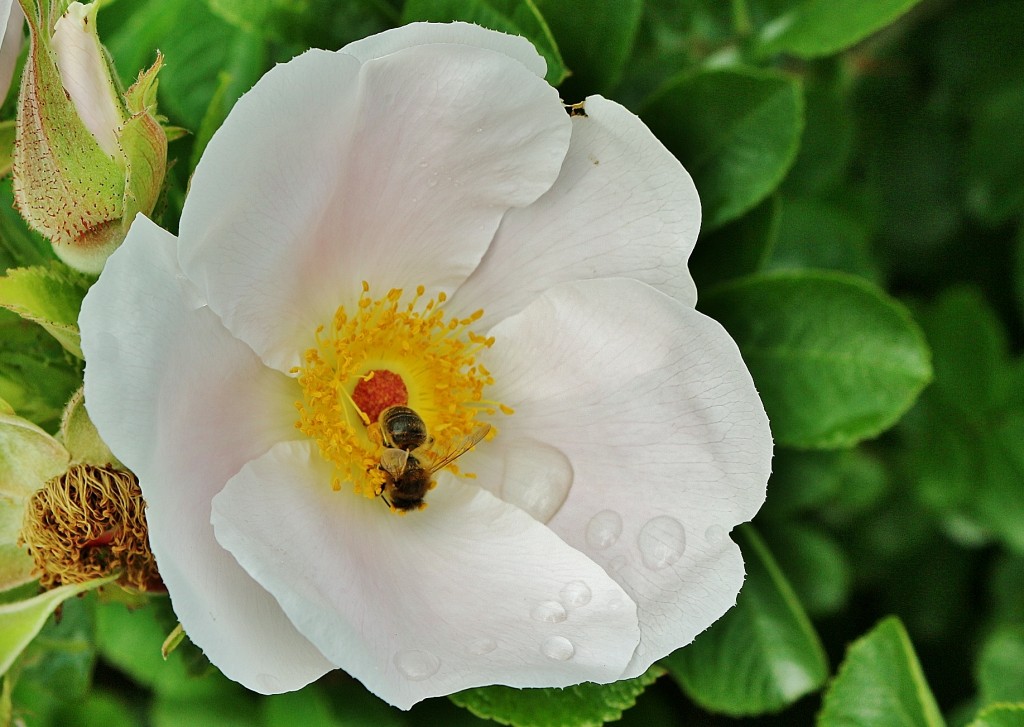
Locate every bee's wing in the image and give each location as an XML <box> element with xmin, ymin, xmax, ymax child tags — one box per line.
<box><xmin>379</xmin><ymin>447</ymin><xmax>410</xmax><ymax>477</ymax></box>
<box><xmin>426</xmin><ymin>424</ymin><xmax>492</xmax><ymax>474</ymax></box>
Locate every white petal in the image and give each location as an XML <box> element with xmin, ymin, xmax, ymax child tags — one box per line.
<box><xmin>211</xmin><ymin>439</ymin><xmax>641</xmax><ymax>710</ymax></box>
<box><xmin>340</xmin><ymin>21</ymin><xmax>547</xmax><ymax>78</ymax></box>
<box><xmin>0</xmin><ymin>0</ymin><xmax>22</xmax><ymax>104</ymax></box>
<box><xmin>479</xmin><ymin>278</ymin><xmax>772</xmax><ymax>677</ymax></box>
<box><xmin>80</xmin><ymin>215</ymin><xmax>332</xmax><ymax>692</ymax></box>
<box><xmin>450</xmin><ymin>96</ymin><xmax>700</xmax><ymax>326</ymax></box>
<box><xmin>179</xmin><ymin>41</ymin><xmax>570</xmax><ymax>372</ymax></box>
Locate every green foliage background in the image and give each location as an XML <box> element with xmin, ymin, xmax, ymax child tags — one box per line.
<box><xmin>2</xmin><ymin>0</ymin><xmax>1023</xmax><ymax>725</ymax></box>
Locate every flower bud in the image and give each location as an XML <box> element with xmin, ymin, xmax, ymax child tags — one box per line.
<box><xmin>12</xmin><ymin>0</ymin><xmax>168</xmax><ymax>274</ymax></box>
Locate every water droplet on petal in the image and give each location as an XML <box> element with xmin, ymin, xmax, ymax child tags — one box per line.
<box><xmin>500</xmin><ymin>439</ymin><xmax>573</xmax><ymax>523</ymax></box>
<box><xmin>531</xmin><ymin>600</ymin><xmax>567</xmax><ymax>623</ymax></box>
<box><xmin>469</xmin><ymin>637</ymin><xmax>497</xmax><ymax>655</ymax></box>
<box><xmin>608</xmin><ymin>555</ymin><xmax>627</xmax><ymax>572</ymax></box>
<box><xmin>418</xmin><ymin>160</ymin><xmax>429</xmax><ymax>167</ymax></box>
<box><xmin>704</xmin><ymin>524</ymin><xmax>726</xmax><ymax>544</ymax></box>
<box><xmin>559</xmin><ymin>580</ymin><xmax>592</xmax><ymax>608</ymax></box>
<box><xmin>427</xmin><ymin>178</ymin><xmax>438</xmax><ymax>188</ymax></box>
<box><xmin>585</xmin><ymin>510</ymin><xmax>622</xmax><ymax>550</ymax></box>
<box><xmin>541</xmin><ymin>636</ymin><xmax>575</xmax><ymax>661</ymax></box>
<box><xmin>394</xmin><ymin>649</ymin><xmax>440</xmax><ymax>681</ymax></box>
<box><xmin>638</xmin><ymin>516</ymin><xmax>686</xmax><ymax>570</ymax></box>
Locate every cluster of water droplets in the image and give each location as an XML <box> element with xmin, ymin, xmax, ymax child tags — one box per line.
<box><xmin>392</xmin><ymin>511</ymin><xmax>721</xmax><ymax>681</ymax></box>
<box><xmin>584</xmin><ymin>510</ymin><xmax>688</xmax><ymax>571</ymax></box>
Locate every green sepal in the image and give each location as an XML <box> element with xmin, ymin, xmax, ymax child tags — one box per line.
<box><xmin>0</xmin><ymin>572</ymin><xmax>117</xmax><ymax>678</ymax></box>
<box><xmin>0</xmin><ymin>410</ymin><xmax>68</xmax><ymax>591</ymax></box>
<box><xmin>59</xmin><ymin>388</ymin><xmax>118</xmax><ymax>467</ymax></box>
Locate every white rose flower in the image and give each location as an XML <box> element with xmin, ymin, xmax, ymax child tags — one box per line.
<box><xmin>79</xmin><ymin>22</ymin><xmax>772</xmax><ymax>709</ymax></box>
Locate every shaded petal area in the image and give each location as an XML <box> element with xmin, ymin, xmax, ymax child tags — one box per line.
<box><xmin>211</xmin><ymin>439</ymin><xmax>642</xmax><ymax>709</ymax></box>
<box><xmin>451</xmin><ymin>96</ymin><xmax>700</xmax><ymax>327</ymax></box>
<box><xmin>80</xmin><ymin>216</ymin><xmax>332</xmax><ymax>692</ymax></box>
<box><xmin>179</xmin><ymin>37</ymin><xmax>570</xmax><ymax>371</ymax></box>
<box><xmin>476</xmin><ymin>278</ymin><xmax>772</xmax><ymax>677</ymax></box>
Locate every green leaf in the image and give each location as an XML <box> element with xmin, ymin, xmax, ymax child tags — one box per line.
<box><xmin>0</xmin><ymin>308</ymin><xmax>82</xmax><ymax>431</ymax></box>
<box><xmin>689</xmin><ymin>196</ymin><xmax>780</xmax><ymax>290</ymax></box>
<box><xmin>0</xmin><ymin>178</ymin><xmax>55</xmax><ymax>271</ymax></box>
<box><xmin>95</xmin><ymin>597</ymin><xmax>216</xmax><ymax>698</ymax></box>
<box><xmin>977</xmin><ymin>627</ymin><xmax>1024</xmax><ymax>704</ymax></box>
<box><xmin>642</xmin><ymin>67</ymin><xmax>803</xmax><ymax>230</ymax></box>
<box><xmin>151</xmin><ymin>688</ymin><xmax>260</xmax><ymax>727</ymax></box>
<box><xmin>189</xmin><ymin>71</ymin><xmax>234</xmax><ymax>173</ymax></box>
<box><xmin>663</xmin><ymin>526</ymin><xmax>827</xmax><ymax>716</ymax></box>
<box><xmin>0</xmin><ymin>265</ymin><xmax>93</xmax><ymax>358</ymax></box>
<box><xmin>449</xmin><ymin>667</ymin><xmax>662</xmax><ymax>727</ymax></box>
<box><xmin>764</xmin><ymin>196</ymin><xmax>880</xmax><ymax>283</ymax></box>
<box><xmin>1016</xmin><ymin>221</ymin><xmax>1024</xmax><ymax>325</ymax></box>
<box><xmin>967</xmin><ymin>704</ymin><xmax>1024</xmax><ymax>727</ymax></box>
<box><xmin>757</xmin><ymin>0</ymin><xmax>924</xmax><ymax>59</ymax></box>
<box><xmin>534</xmin><ymin>0</ymin><xmax>641</xmax><ymax>93</ymax></box>
<box><xmin>103</xmin><ymin>0</ymin><xmax>267</xmax><ymax>131</ymax></box>
<box><xmin>261</xmin><ymin>689</ymin><xmax>340</xmax><ymax>727</ymax></box>
<box><xmin>904</xmin><ymin>289</ymin><xmax>1024</xmax><ymax>552</ymax></box>
<box><xmin>763</xmin><ymin>522</ymin><xmax>852</xmax><ymax>617</ymax></box>
<box><xmin>51</xmin><ymin>690</ymin><xmax>144</xmax><ymax>727</ymax></box>
<box><xmin>401</xmin><ymin>0</ymin><xmax>568</xmax><ymax>86</ymax></box>
<box><xmin>782</xmin><ymin>70</ymin><xmax>856</xmax><ymax>195</ymax></box>
<box><xmin>965</xmin><ymin>85</ymin><xmax>1024</xmax><ymax>225</ymax></box>
<box><xmin>818</xmin><ymin>616</ymin><xmax>944</xmax><ymax>727</ymax></box>
<box><xmin>760</xmin><ymin>448</ymin><xmax>887</xmax><ymax>522</ymax></box>
<box><xmin>700</xmin><ymin>271</ymin><xmax>932</xmax><ymax>448</ymax></box>
<box><xmin>0</xmin><ymin>575</ymin><xmax>114</xmax><ymax>678</ymax></box>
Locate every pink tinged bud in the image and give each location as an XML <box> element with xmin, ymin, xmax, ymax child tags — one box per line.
<box><xmin>51</xmin><ymin>2</ymin><xmax>122</xmax><ymax>156</ymax></box>
<box><xmin>12</xmin><ymin>0</ymin><xmax>167</xmax><ymax>274</ymax></box>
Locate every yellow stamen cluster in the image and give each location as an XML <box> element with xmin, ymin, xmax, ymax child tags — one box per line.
<box><xmin>293</xmin><ymin>283</ymin><xmax>504</xmax><ymax>499</ymax></box>
<box><xmin>19</xmin><ymin>464</ymin><xmax>161</xmax><ymax>591</ymax></box>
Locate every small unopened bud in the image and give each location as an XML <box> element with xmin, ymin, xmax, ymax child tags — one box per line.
<box><xmin>12</xmin><ymin>0</ymin><xmax>168</xmax><ymax>274</ymax></box>
<box><xmin>18</xmin><ymin>463</ymin><xmax>161</xmax><ymax>591</ymax></box>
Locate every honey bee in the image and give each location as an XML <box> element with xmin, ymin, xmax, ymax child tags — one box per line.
<box><xmin>376</xmin><ymin>406</ymin><xmax>490</xmax><ymax>512</ymax></box>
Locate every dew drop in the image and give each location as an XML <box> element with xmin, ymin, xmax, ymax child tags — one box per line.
<box><xmin>531</xmin><ymin>600</ymin><xmax>567</xmax><ymax>623</ymax></box>
<box><xmin>607</xmin><ymin>555</ymin><xmax>627</xmax><ymax>572</ymax></box>
<box><xmin>585</xmin><ymin>510</ymin><xmax>623</xmax><ymax>550</ymax></box>
<box><xmin>499</xmin><ymin>439</ymin><xmax>574</xmax><ymax>523</ymax></box>
<box><xmin>394</xmin><ymin>649</ymin><xmax>440</xmax><ymax>681</ymax></box>
<box><xmin>427</xmin><ymin>178</ymin><xmax>438</xmax><ymax>188</ymax></box>
<box><xmin>559</xmin><ymin>580</ymin><xmax>592</xmax><ymax>608</ymax></box>
<box><xmin>418</xmin><ymin>160</ymin><xmax>429</xmax><ymax>167</ymax></box>
<box><xmin>638</xmin><ymin>516</ymin><xmax>686</xmax><ymax>570</ymax></box>
<box><xmin>541</xmin><ymin>636</ymin><xmax>575</xmax><ymax>661</ymax></box>
<box><xmin>469</xmin><ymin>637</ymin><xmax>497</xmax><ymax>655</ymax></box>
<box><xmin>704</xmin><ymin>524</ymin><xmax>726</xmax><ymax>544</ymax></box>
